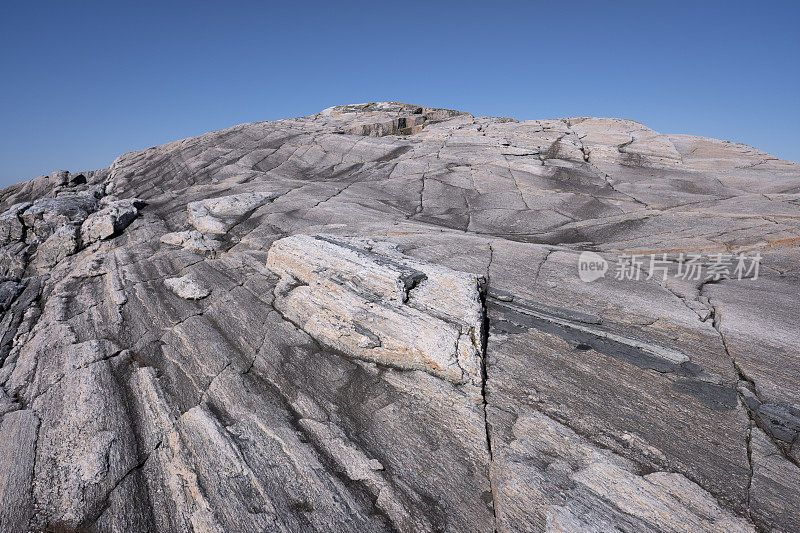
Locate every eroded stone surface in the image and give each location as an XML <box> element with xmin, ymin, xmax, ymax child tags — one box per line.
<box><xmin>0</xmin><ymin>102</ymin><xmax>798</xmax><ymax>532</ymax></box>
<box><xmin>188</xmin><ymin>192</ymin><xmax>276</xmax><ymax>234</ymax></box>
<box><xmin>491</xmin><ymin>410</ymin><xmax>754</xmax><ymax>532</ymax></box>
<box><xmin>81</xmin><ymin>197</ymin><xmax>142</xmax><ymax>243</ymax></box>
<box><xmin>35</xmin><ymin>223</ymin><xmax>80</xmax><ymax>270</ymax></box>
<box><xmin>165</xmin><ymin>276</ymin><xmax>211</xmax><ymax>300</ymax></box>
<box><xmin>160</xmin><ymin>229</ymin><xmax>221</xmax><ymax>254</ymax></box>
<box><xmin>0</xmin><ymin>183</ymin><xmax>141</xmax><ymax>279</ymax></box>
<box><xmin>267</xmin><ymin>234</ymin><xmax>485</xmax><ymax>386</ymax></box>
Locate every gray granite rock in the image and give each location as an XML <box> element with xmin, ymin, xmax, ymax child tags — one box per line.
<box><xmin>187</xmin><ymin>192</ymin><xmax>276</xmax><ymax>234</ymax></box>
<box><xmin>267</xmin><ymin>234</ymin><xmax>485</xmax><ymax>387</ymax></box>
<box><xmin>164</xmin><ymin>275</ymin><xmax>211</xmax><ymax>300</ymax></box>
<box><xmin>80</xmin><ymin>198</ymin><xmax>141</xmax><ymax>243</ymax></box>
<box><xmin>0</xmin><ymin>102</ymin><xmax>798</xmax><ymax>532</ymax></box>
<box><xmin>160</xmin><ymin>229</ymin><xmax>222</xmax><ymax>254</ymax></box>
<box><xmin>35</xmin><ymin>223</ymin><xmax>80</xmax><ymax>270</ymax></box>
<box><xmin>0</xmin><ymin>409</ymin><xmax>38</xmax><ymax>531</ymax></box>
<box><xmin>0</xmin><ymin>202</ymin><xmax>30</xmax><ymax>246</ymax></box>
<box><xmin>21</xmin><ymin>195</ymin><xmax>98</xmax><ymax>241</ymax></box>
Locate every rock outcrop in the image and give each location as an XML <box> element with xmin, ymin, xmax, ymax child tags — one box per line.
<box><xmin>0</xmin><ymin>102</ymin><xmax>798</xmax><ymax>532</ymax></box>
<box><xmin>164</xmin><ymin>276</ymin><xmax>211</xmax><ymax>300</ymax></box>
<box><xmin>267</xmin><ymin>234</ymin><xmax>485</xmax><ymax>386</ymax></box>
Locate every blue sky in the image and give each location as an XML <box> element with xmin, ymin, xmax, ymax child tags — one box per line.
<box><xmin>1</xmin><ymin>0</ymin><xmax>798</xmax><ymax>186</ymax></box>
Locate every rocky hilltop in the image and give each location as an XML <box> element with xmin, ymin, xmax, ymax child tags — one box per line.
<box><xmin>0</xmin><ymin>102</ymin><xmax>798</xmax><ymax>532</ymax></box>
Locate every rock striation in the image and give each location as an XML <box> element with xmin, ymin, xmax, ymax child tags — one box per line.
<box><xmin>0</xmin><ymin>102</ymin><xmax>798</xmax><ymax>532</ymax></box>
<box><xmin>267</xmin><ymin>234</ymin><xmax>485</xmax><ymax>386</ymax></box>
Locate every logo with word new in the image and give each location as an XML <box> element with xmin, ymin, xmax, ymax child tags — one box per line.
<box><xmin>578</xmin><ymin>251</ymin><xmax>608</xmax><ymax>282</ymax></box>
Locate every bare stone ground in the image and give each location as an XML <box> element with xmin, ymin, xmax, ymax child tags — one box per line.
<box><xmin>0</xmin><ymin>102</ymin><xmax>797</xmax><ymax>532</ymax></box>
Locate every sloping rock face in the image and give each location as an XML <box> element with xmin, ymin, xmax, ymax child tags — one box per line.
<box><xmin>267</xmin><ymin>234</ymin><xmax>485</xmax><ymax>386</ymax></box>
<box><xmin>0</xmin><ymin>101</ymin><xmax>798</xmax><ymax>532</ymax></box>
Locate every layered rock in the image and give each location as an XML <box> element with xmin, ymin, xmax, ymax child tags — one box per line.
<box><xmin>0</xmin><ymin>174</ymin><xmax>142</xmax><ymax>278</ymax></box>
<box><xmin>164</xmin><ymin>276</ymin><xmax>212</xmax><ymax>300</ymax></box>
<box><xmin>0</xmin><ymin>102</ymin><xmax>798</xmax><ymax>532</ymax></box>
<box><xmin>187</xmin><ymin>192</ymin><xmax>277</xmax><ymax>234</ymax></box>
<box><xmin>266</xmin><ymin>234</ymin><xmax>485</xmax><ymax>386</ymax></box>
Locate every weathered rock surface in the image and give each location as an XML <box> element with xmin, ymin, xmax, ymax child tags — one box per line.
<box><xmin>267</xmin><ymin>234</ymin><xmax>485</xmax><ymax>386</ymax></box>
<box><xmin>187</xmin><ymin>191</ymin><xmax>277</xmax><ymax>234</ymax></box>
<box><xmin>81</xmin><ymin>197</ymin><xmax>143</xmax><ymax>244</ymax></box>
<box><xmin>0</xmin><ymin>102</ymin><xmax>798</xmax><ymax>532</ymax></box>
<box><xmin>165</xmin><ymin>275</ymin><xmax>211</xmax><ymax>300</ymax></box>
<box><xmin>35</xmin><ymin>223</ymin><xmax>80</xmax><ymax>270</ymax></box>
<box><xmin>160</xmin><ymin>229</ymin><xmax>222</xmax><ymax>254</ymax></box>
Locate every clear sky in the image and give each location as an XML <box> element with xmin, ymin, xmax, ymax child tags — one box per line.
<box><xmin>1</xmin><ymin>0</ymin><xmax>798</xmax><ymax>187</ymax></box>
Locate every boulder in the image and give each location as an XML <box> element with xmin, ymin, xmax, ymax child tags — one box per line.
<box><xmin>35</xmin><ymin>223</ymin><xmax>80</xmax><ymax>270</ymax></box>
<box><xmin>0</xmin><ymin>203</ymin><xmax>30</xmax><ymax>246</ymax></box>
<box><xmin>164</xmin><ymin>276</ymin><xmax>211</xmax><ymax>300</ymax></box>
<box><xmin>160</xmin><ymin>229</ymin><xmax>221</xmax><ymax>254</ymax></box>
<box><xmin>20</xmin><ymin>195</ymin><xmax>97</xmax><ymax>242</ymax></box>
<box><xmin>187</xmin><ymin>192</ymin><xmax>277</xmax><ymax>234</ymax></box>
<box><xmin>80</xmin><ymin>198</ymin><xmax>141</xmax><ymax>244</ymax></box>
<box><xmin>267</xmin><ymin>234</ymin><xmax>485</xmax><ymax>386</ymax></box>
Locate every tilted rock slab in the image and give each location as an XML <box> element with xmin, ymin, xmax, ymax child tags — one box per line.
<box><xmin>164</xmin><ymin>276</ymin><xmax>211</xmax><ymax>300</ymax></box>
<box><xmin>188</xmin><ymin>192</ymin><xmax>277</xmax><ymax>234</ymax></box>
<box><xmin>80</xmin><ymin>197</ymin><xmax>142</xmax><ymax>243</ymax></box>
<box><xmin>267</xmin><ymin>234</ymin><xmax>485</xmax><ymax>387</ymax></box>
